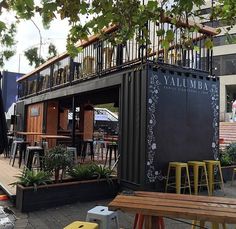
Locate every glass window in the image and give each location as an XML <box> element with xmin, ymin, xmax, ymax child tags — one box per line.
<box><xmin>39</xmin><ymin>67</ymin><xmax>51</xmax><ymax>91</ymax></box>
<box><xmin>213</xmin><ymin>34</ymin><xmax>236</xmax><ymax>46</ymax></box>
<box><xmin>27</xmin><ymin>74</ymin><xmax>38</xmax><ymax>95</ymax></box>
<box><xmin>213</xmin><ymin>54</ymin><xmax>236</xmax><ymax>76</ymax></box>
<box><xmin>196</xmin><ymin>8</ymin><xmax>212</xmax><ymax>16</ymax></box>
<box><xmin>52</xmin><ymin>57</ymin><xmax>70</xmax><ymax>86</ymax></box>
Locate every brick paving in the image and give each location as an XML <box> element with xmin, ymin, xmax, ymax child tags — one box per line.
<box><xmin>0</xmin><ymin>182</ymin><xmax>232</xmax><ymax>229</ymax></box>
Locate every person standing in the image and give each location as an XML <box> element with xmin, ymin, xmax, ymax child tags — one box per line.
<box><xmin>232</xmin><ymin>99</ymin><xmax>236</xmax><ymax>122</ymax></box>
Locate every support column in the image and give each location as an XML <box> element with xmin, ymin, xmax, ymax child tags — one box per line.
<box><xmin>72</xmin><ymin>96</ymin><xmax>76</xmax><ymax>147</ymax></box>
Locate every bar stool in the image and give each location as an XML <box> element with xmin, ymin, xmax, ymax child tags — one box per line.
<box><xmin>187</xmin><ymin>161</ymin><xmax>210</xmax><ymax>195</ymax></box>
<box><xmin>81</xmin><ymin>140</ymin><xmax>94</xmax><ymax>162</ymax></box>
<box><xmin>232</xmin><ymin>168</ymin><xmax>236</xmax><ymax>186</ymax></box>
<box><xmin>94</xmin><ymin>140</ymin><xmax>106</xmax><ymax>161</ymax></box>
<box><xmin>6</xmin><ymin>136</ymin><xmax>14</xmax><ymax>157</ymax></box>
<box><xmin>104</xmin><ymin>143</ymin><xmax>118</xmax><ymax>169</ymax></box>
<box><xmin>64</xmin><ymin>221</ymin><xmax>98</xmax><ymax>229</ymax></box>
<box><xmin>165</xmin><ymin>162</ymin><xmax>191</xmax><ymax>194</ymax></box>
<box><xmin>25</xmin><ymin>146</ymin><xmax>44</xmax><ymax>170</ymax></box>
<box><xmin>9</xmin><ymin>140</ymin><xmax>23</xmax><ymax>166</ymax></box>
<box><xmin>18</xmin><ymin>141</ymin><xmax>30</xmax><ymax>168</ymax></box>
<box><xmin>86</xmin><ymin>205</ymin><xmax>119</xmax><ymax>229</ymax></box>
<box><xmin>66</xmin><ymin>147</ymin><xmax>78</xmax><ymax>164</ymax></box>
<box><xmin>203</xmin><ymin>160</ymin><xmax>224</xmax><ymax>195</ymax></box>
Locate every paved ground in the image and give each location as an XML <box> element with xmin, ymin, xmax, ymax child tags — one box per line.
<box><xmin>0</xmin><ymin>182</ymin><xmax>235</xmax><ymax>229</ymax></box>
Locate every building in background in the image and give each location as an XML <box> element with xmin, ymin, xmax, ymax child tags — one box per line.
<box><xmin>0</xmin><ymin>71</ymin><xmax>24</xmax><ymax>114</ymax></box>
<box><xmin>199</xmin><ymin>1</ymin><xmax>236</xmax><ymax>121</ymax></box>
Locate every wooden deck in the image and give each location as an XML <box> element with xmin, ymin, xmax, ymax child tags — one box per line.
<box><xmin>0</xmin><ymin>155</ymin><xmax>22</xmax><ymax>197</ymax></box>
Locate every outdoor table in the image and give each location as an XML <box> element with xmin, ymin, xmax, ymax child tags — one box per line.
<box><xmin>16</xmin><ymin>132</ymin><xmax>44</xmax><ymax>144</ymax></box>
<box><xmin>40</xmin><ymin>135</ymin><xmax>72</xmax><ymax>148</ymax></box>
<box><xmin>108</xmin><ymin>191</ymin><xmax>236</xmax><ymax>229</ymax></box>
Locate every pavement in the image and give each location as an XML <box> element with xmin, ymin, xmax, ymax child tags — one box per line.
<box><xmin>0</xmin><ymin>182</ymin><xmax>235</xmax><ymax>229</ymax></box>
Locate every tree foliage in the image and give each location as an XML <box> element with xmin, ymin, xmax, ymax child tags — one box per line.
<box><xmin>24</xmin><ymin>42</ymin><xmax>57</xmax><ymax>67</ymax></box>
<box><xmin>1</xmin><ymin>0</ymin><xmax>236</xmax><ymax>66</ymax></box>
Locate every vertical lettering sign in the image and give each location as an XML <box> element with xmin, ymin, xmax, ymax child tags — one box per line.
<box><xmin>146</xmin><ymin>67</ymin><xmax>219</xmax><ymax>183</ymax></box>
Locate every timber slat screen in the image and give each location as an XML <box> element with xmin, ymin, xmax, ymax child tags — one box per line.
<box><xmin>18</xmin><ymin>19</ymin><xmax>216</xmax><ymax>99</ymax></box>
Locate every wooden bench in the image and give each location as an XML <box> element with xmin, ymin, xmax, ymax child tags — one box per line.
<box><xmin>108</xmin><ymin>191</ymin><xmax>236</xmax><ymax>229</ymax></box>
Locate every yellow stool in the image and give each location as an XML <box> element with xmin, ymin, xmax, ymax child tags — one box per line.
<box><xmin>204</xmin><ymin>160</ymin><xmax>224</xmax><ymax>196</ymax></box>
<box><xmin>64</xmin><ymin>221</ymin><xmax>98</xmax><ymax>229</ymax></box>
<box><xmin>187</xmin><ymin>161</ymin><xmax>210</xmax><ymax>195</ymax></box>
<box><xmin>232</xmin><ymin>168</ymin><xmax>236</xmax><ymax>186</ymax></box>
<box><xmin>165</xmin><ymin>162</ymin><xmax>191</xmax><ymax>194</ymax></box>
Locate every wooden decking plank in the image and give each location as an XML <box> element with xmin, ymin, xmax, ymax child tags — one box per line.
<box><xmin>0</xmin><ymin>156</ymin><xmax>22</xmax><ymax>196</ymax></box>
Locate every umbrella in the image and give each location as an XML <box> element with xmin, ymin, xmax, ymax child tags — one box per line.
<box><xmin>0</xmin><ymin>86</ymin><xmax>8</xmax><ymax>154</ymax></box>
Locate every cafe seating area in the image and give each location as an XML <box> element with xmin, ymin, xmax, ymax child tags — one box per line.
<box><xmin>5</xmin><ymin>130</ymin><xmax>119</xmax><ymax>171</ymax></box>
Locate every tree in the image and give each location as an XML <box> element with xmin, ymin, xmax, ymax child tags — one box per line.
<box><xmin>24</xmin><ymin>47</ymin><xmax>44</xmax><ymax>68</ymax></box>
<box><xmin>1</xmin><ymin>0</ymin><xmax>236</xmax><ymax>66</ymax></box>
<box><xmin>24</xmin><ymin>43</ymin><xmax>57</xmax><ymax>67</ymax></box>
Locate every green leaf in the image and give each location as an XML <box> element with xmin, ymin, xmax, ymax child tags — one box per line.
<box><xmin>156</xmin><ymin>29</ymin><xmax>165</xmax><ymax>36</ymax></box>
<box><xmin>161</xmin><ymin>40</ymin><xmax>170</xmax><ymax>49</ymax></box>
<box><xmin>0</xmin><ymin>21</ymin><xmax>6</xmax><ymax>32</ymax></box>
<box><xmin>193</xmin><ymin>46</ymin><xmax>200</xmax><ymax>52</ymax></box>
<box><xmin>165</xmin><ymin>30</ymin><xmax>174</xmax><ymax>42</ymax></box>
<box><xmin>204</xmin><ymin>38</ymin><xmax>213</xmax><ymax>49</ymax></box>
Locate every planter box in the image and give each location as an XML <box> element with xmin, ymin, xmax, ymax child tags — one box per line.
<box><xmin>16</xmin><ymin>178</ymin><xmax>119</xmax><ymax>212</ymax></box>
<box><xmin>221</xmin><ymin>165</ymin><xmax>236</xmax><ymax>182</ymax></box>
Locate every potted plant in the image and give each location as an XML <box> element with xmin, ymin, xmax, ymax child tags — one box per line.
<box><xmin>219</xmin><ymin>143</ymin><xmax>236</xmax><ymax>181</ymax></box>
<box><xmin>43</xmin><ymin>145</ymin><xmax>74</xmax><ymax>182</ymax></box>
<box><xmin>13</xmin><ymin>146</ymin><xmax>119</xmax><ymax>212</ymax></box>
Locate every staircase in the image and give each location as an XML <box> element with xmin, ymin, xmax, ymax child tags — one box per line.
<box><xmin>219</xmin><ymin>122</ymin><xmax>236</xmax><ymax>148</ymax></box>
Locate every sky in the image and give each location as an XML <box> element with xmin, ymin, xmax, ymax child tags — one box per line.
<box><xmin>3</xmin><ymin>14</ymin><xmax>70</xmax><ymax>75</ymax></box>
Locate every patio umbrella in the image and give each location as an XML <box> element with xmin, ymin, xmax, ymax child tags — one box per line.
<box><xmin>0</xmin><ymin>86</ymin><xmax>8</xmax><ymax>154</ymax></box>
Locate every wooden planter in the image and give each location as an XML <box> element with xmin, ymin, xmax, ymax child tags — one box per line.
<box><xmin>16</xmin><ymin>178</ymin><xmax>119</xmax><ymax>212</ymax></box>
<box><xmin>221</xmin><ymin>165</ymin><xmax>236</xmax><ymax>182</ymax></box>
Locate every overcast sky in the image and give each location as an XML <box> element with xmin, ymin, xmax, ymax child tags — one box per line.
<box><xmin>3</xmin><ymin>14</ymin><xmax>70</xmax><ymax>75</ymax></box>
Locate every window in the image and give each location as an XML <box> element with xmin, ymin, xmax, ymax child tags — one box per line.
<box><xmin>52</xmin><ymin>57</ymin><xmax>70</xmax><ymax>86</ymax></box>
<box><xmin>213</xmin><ymin>34</ymin><xmax>236</xmax><ymax>46</ymax></box>
<box><xmin>196</xmin><ymin>8</ymin><xmax>212</xmax><ymax>16</ymax></box>
<box><xmin>39</xmin><ymin>67</ymin><xmax>51</xmax><ymax>91</ymax></box>
<box><xmin>213</xmin><ymin>54</ymin><xmax>236</xmax><ymax>76</ymax></box>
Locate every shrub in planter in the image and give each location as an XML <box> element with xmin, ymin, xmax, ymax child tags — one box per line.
<box><xmin>11</xmin><ymin>168</ymin><xmax>52</xmax><ymax>190</ymax></box>
<box><xmin>219</xmin><ymin>145</ymin><xmax>236</xmax><ymax>181</ymax></box>
<box><xmin>219</xmin><ymin>151</ymin><xmax>233</xmax><ymax>166</ymax></box>
<box><xmin>68</xmin><ymin>163</ymin><xmax>112</xmax><ymax>181</ymax></box>
<box><xmin>225</xmin><ymin>143</ymin><xmax>236</xmax><ymax>163</ymax></box>
<box><xmin>43</xmin><ymin>145</ymin><xmax>74</xmax><ymax>182</ymax></box>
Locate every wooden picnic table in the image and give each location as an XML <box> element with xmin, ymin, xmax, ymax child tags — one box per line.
<box><xmin>108</xmin><ymin>191</ymin><xmax>236</xmax><ymax>228</ymax></box>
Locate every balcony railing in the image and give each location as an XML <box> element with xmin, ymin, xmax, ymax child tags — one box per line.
<box><xmin>18</xmin><ymin>19</ymin><xmax>217</xmax><ymax>99</ymax></box>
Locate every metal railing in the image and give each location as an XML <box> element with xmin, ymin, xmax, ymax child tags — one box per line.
<box><xmin>18</xmin><ymin>20</ymin><xmax>215</xmax><ymax>99</ymax></box>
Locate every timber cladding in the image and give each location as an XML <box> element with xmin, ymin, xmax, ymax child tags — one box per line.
<box><xmin>26</xmin><ymin>102</ymin><xmax>44</xmax><ymax>143</ymax></box>
<box><xmin>46</xmin><ymin>101</ymin><xmax>59</xmax><ymax>147</ymax></box>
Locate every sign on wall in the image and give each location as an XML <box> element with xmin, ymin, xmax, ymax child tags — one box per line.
<box><xmin>30</xmin><ymin>107</ymin><xmax>40</xmax><ymax>117</ymax></box>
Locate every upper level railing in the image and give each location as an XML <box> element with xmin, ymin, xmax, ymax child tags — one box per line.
<box><xmin>17</xmin><ymin>19</ymin><xmax>217</xmax><ymax>99</ymax></box>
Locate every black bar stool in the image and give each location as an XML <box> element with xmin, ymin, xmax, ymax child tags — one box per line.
<box><xmin>13</xmin><ymin>141</ymin><xmax>30</xmax><ymax>168</ymax></box>
<box><xmin>104</xmin><ymin>143</ymin><xmax>118</xmax><ymax>169</ymax></box>
<box><xmin>25</xmin><ymin>146</ymin><xmax>44</xmax><ymax>170</ymax></box>
<box><xmin>81</xmin><ymin>140</ymin><xmax>94</xmax><ymax>162</ymax></box>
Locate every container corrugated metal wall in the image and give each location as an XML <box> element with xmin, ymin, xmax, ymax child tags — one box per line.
<box><xmin>119</xmin><ymin>67</ymin><xmax>147</xmax><ymax>189</ymax></box>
